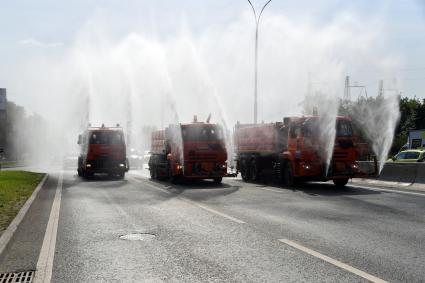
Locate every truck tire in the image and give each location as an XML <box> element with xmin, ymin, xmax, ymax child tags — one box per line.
<box><xmin>171</xmin><ymin>175</ymin><xmax>180</xmax><ymax>184</ymax></box>
<box><xmin>82</xmin><ymin>170</ymin><xmax>92</xmax><ymax>179</ymax></box>
<box><xmin>333</xmin><ymin>178</ymin><xmax>348</xmax><ymax>188</ymax></box>
<box><xmin>77</xmin><ymin>168</ymin><xmax>82</xmax><ymax>177</ymax></box>
<box><xmin>250</xmin><ymin>160</ymin><xmax>259</xmax><ymax>181</ymax></box>
<box><xmin>151</xmin><ymin>166</ymin><xmax>158</xmax><ymax>179</ymax></box>
<box><xmin>283</xmin><ymin>161</ymin><xmax>295</xmax><ymax>187</ymax></box>
<box><xmin>213</xmin><ymin>177</ymin><xmax>223</xmax><ymax>184</ymax></box>
<box><xmin>241</xmin><ymin>160</ymin><xmax>250</xmax><ymax>181</ymax></box>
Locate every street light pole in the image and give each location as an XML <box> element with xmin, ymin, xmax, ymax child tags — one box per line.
<box><xmin>247</xmin><ymin>0</ymin><xmax>272</xmax><ymax>124</ymax></box>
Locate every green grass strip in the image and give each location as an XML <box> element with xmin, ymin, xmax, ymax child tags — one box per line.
<box><xmin>0</xmin><ymin>171</ymin><xmax>45</xmax><ymax>235</ymax></box>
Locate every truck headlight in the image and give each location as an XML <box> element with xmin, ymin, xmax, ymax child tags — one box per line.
<box><xmin>119</xmin><ymin>163</ymin><xmax>125</xmax><ymax>167</ymax></box>
<box><xmin>86</xmin><ymin>164</ymin><xmax>91</xmax><ymax>168</ymax></box>
<box><xmin>300</xmin><ymin>163</ymin><xmax>311</xmax><ymax>170</ymax></box>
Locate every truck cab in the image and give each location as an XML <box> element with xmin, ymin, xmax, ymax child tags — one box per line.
<box><xmin>234</xmin><ymin>116</ymin><xmax>371</xmax><ymax>187</ymax></box>
<box><xmin>178</xmin><ymin>123</ymin><xmax>227</xmax><ymax>181</ymax></box>
<box><xmin>149</xmin><ymin>118</ymin><xmax>228</xmax><ymax>183</ymax></box>
<box><xmin>282</xmin><ymin>116</ymin><xmax>359</xmax><ymax>186</ymax></box>
<box><xmin>77</xmin><ymin>125</ymin><xmax>129</xmax><ymax>178</ymax></box>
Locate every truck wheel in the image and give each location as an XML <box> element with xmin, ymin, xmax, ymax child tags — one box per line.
<box><xmin>118</xmin><ymin>172</ymin><xmax>125</xmax><ymax>179</ymax></box>
<box><xmin>82</xmin><ymin>170</ymin><xmax>92</xmax><ymax>179</ymax></box>
<box><xmin>213</xmin><ymin>177</ymin><xmax>223</xmax><ymax>184</ymax></box>
<box><xmin>283</xmin><ymin>162</ymin><xmax>295</xmax><ymax>187</ymax></box>
<box><xmin>333</xmin><ymin>178</ymin><xmax>348</xmax><ymax>188</ymax></box>
<box><xmin>77</xmin><ymin>168</ymin><xmax>82</xmax><ymax>177</ymax></box>
<box><xmin>250</xmin><ymin>160</ymin><xmax>259</xmax><ymax>181</ymax></box>
<box><xmin>241</xmin><ymin>161</ymin><xmax>250</xmax><ymax>181</ymax></box>
<box><xmin>171</xmin><ymin>175</ymin><xmax>180</xmax><ymax>184</ymax></box>
<box><xmin>152</xmin><ymin>167</ymin><xmax>158</xmax><ymax>180</ymax></box>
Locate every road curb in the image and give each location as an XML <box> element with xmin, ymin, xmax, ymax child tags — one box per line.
<box><xmin>0</xmin><ymin>173</ymin><xmax>49</xmax><ymax>256</ymax></box>
<box><xmin>350</xmin><ymin>179</ymin><xmax>425</xmax><ymax>193</ymax></box>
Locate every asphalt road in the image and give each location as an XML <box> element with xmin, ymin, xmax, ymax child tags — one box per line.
<box><xmin>1</xmin><ymin>168</ymin><xmax>424</xmax><ymax>282</ymax></box>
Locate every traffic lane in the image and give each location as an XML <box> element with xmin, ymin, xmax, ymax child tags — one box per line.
<box><xmin>0</xmin><ymin>174</ymin><xmax>58</xmax><ymax>273</ymax></box>
<box><xmin>150</xmin><ymin>177</ymin><xmax>425</xmax><ymax>283</ymax></box>
<box><xmin>52</xmin><ymin>171</ymin><xmax>363</xmax><ymax>282</ymax></box>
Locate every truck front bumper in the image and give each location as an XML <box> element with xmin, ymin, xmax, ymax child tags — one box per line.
<box><xmin>85</xmin><ymin>160</ymin><xmax>127</xmax><ymax>174</ymax></box>
<box><xmin>182</xmin><ymin>161</ymin><xmax>227</xmax><ymax>179</ymax></box>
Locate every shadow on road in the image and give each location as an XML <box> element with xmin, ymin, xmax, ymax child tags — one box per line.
<box><xmin>238</xmin><ymin>177</ymin><xmax>381</xmax><ymax>197</ymax></box>
<box><xmin>148</xmin><ymin>178</ymin><xmax>241</xmax><ymax>200</ymax></box>
<box><xmin>63</xmin><ymin>173</ymin><xmax>129</xmax><ymax>190</ymax></box>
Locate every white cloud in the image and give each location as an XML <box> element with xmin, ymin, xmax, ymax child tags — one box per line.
<box><xmin>17</xmin><ymin>38</ymin><xmax>63</xmax><ymax>48</ymax></box>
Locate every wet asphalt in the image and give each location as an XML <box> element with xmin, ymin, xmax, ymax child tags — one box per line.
<box><xmin>1</xmin><ymin>168</ymin><xmax>425</xmax><ymax>282</ymax></box>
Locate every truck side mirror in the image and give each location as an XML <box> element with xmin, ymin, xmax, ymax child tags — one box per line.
<box><xmin>77</xmin><ymin>134</ymin><xmax>82</xmax><ymax>145</ymax></box>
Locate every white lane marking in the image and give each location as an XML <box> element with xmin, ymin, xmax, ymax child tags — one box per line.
<box><xmin>348</xmin><ymin>184</ymin><xmax>425</xmax><ymax>197</ymax></box>
<box><xmin>34</xmin><ymin>171</ymin><xmax>63</xmax><ymax>283</ymax></box>
<box><xmin>180</xmin><ymin>198</ymin><xmax>246</xmax><ymax>224</ymax></box>
<box><xmin>0</xmin><ymin>174</ymin><xmax>48</xmax><ymax>256</ymax></box>
<box><xmin>137</xmin><ymin>177</ymin><xmax>245</xmax><ymax>224</ymax></box>
<box><xmin>278</xmin><ymin>239</ymin><xmax>388</xmax><ymax>283</ymax></box>
<box><xmin>253</xmin><ymin>186</ymin><xmax>285</xmax><ymax>194</ymax></box>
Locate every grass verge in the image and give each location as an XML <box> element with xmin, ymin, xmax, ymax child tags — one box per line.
<box><xmin>0</xmin><ymin>171</ymin><xmax>45</xmax><ymax>235</ymax></box>
<box><xmin>0</xmin><ymin>161</ymin><xmax>23</xmax><ymax>168</ymax></box>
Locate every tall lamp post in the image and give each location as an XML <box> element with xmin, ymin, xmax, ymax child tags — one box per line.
<box><xmin>247</xmin><ymin>0</ymin><xmax>272</xmax><ymax>124</ymax></box>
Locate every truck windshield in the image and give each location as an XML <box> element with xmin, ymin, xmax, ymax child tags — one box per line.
<box><xmin>89</xmin><ymin>131</ymin><xmax>124</xmax><ymax>145</ymax></box>
<box><xmin>181</xmin><ymin>126</ymin><xmax>223</xmax><ymax>141</ymax></box>
<box><xmin>302</xmin><ymin>119</ymin><xmax>353</xmax><ymax>137</ymax></box>
<box><xmin>336</xmin><ymin>120</ymin><xmax>353</xmax><ymax>137</ymax></box>
<box><xmin>302</xmin><ymin>120</ymin><xmax>319</xmax><ymax>137</ymax></box>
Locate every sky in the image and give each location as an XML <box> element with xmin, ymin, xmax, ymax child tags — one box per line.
<box><xmin>0</xmin><ymin>0</ymin><xmax>424</xmax><ymax>121</ymax></box>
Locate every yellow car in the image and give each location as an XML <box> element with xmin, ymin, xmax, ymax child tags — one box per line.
<box><xmin>388</xmin><ymin>150</ymin><xmax>425</xmax><ymax>163</ymax></box>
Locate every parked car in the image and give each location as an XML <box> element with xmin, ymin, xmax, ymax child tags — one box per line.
<box><xmin>388</xmin><ymin>150</ymin><xmax>425</xmax><ymax>163</ymax></box>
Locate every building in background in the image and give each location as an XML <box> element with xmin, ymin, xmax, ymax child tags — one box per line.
<box><xmin>408</xmin><ymin>130</ymin><xmax>425</xmax><ymax>149</ymax></box>
<box><xmin>0</xmin><ymin>88</ymin><xmax>6</xmax><ymax>155</ymax></box>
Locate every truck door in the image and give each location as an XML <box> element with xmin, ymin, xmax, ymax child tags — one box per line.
<box><xmin>277</xmin><ymin>126</ymin><xmax>288</xmax><ymax>152</ymax></box>
<box><xmin>288</xmin><ymin>123</ymin><xmax>301</xmax><ymax>152</ymax></box>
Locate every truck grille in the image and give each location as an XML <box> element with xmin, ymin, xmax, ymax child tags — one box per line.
<box><xmin>187</xmin><ymin>153</ymin><xmax>217</xmax><ymax>161</ymax></box>
<box><xmin>91</xmin><ymin>158</ymin><xmax>119</xmax><ymax>168</ymax></box>
<box><xmin>333</xmin><ymin>151</ymin><xmax>348</xmax><ymax>160</ymax></box>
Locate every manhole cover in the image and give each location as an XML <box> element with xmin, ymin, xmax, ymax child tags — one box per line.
<box><xmin>0</xmin><ymin>271</ymin><xmax>34</xmax><ymax>283</ymax></box>
<box><xmin>119</xmin><ymin>233</ymin><xmax>155</xmax><ymax>241</ymax></box>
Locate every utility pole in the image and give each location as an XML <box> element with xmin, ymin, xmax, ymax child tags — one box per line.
<box><xmin>344</xmin><ymin>76</ymin><xmax>368</xmax><ymax>102</ymax></box>
<box><xmin>378</xmin><ymin>80</ymin><xmax>384</xmax><ymax>97</ymax></box>
<box><xmin>344</xmin><ymin>76</ymin><xmax>351</xmax><ymax>103</ymax></box>
<box><xmin>247</xmin><ymin>0</ymin><xmax>272</xmax><ymax>124</ymax></box>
